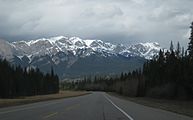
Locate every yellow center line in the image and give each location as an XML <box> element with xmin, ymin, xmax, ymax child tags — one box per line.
<box><xmin>65</xmin><ymin>104</ymin><xmax>80</xmax><ymax>111</ymax></box>
<box><xmin>42</xmin><ymin>104</ymin><xmax>81</xmax><ymax>119</ymax></box>
<box><xmin>43</xmin><ymin>112</ymin><xmax>58</xmax><ymax>119</ymax></box>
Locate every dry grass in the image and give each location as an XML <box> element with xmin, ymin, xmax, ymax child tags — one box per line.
<box><xmin>108</xmin><ymin>92</ymin><xmax>193</xmax><ymax>118</ymax></box>
<box><xmin>0</xmin><ymin>91</ymin><xmax>90</xmax><ymax>108</ymax></box>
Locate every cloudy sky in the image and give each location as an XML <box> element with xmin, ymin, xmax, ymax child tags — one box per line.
<box><xmin>0</xmin><ymin>0</ymin><xmax>193</xmax><ymax>48</ymax></box>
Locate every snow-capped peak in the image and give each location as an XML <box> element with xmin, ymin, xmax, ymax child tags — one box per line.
<box><xmin>84</xmin><ymin>40</ymin><xmax>95</xmax><ymax>46</ymax></box>
<box><xmin>69</xmin><ymin>37</ymin><xmax>82</xmax><ymax>43</ymax></box>
<box><xmin>127</xmin><ymin>42</ymin><xmax>161</xmax><ymax>59</ymax></box>
<box><xmin>48</xmin><ymin>36</ymin><xmax>67</xmax><ymax>44</ymax></box>
<box><xmin>139</xmin><ymin>42</ymin><xmax>160</xmax><ymax>50</ymax></box>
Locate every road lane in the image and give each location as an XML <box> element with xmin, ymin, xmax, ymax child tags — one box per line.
<box><xmin>0</xmin><ymin>92</ymin><xmax>192</xmax><ymax>120</ymax></box>
<box><xmin>104</xmin><ymin>95</ymin><xmax>134</xmax><ymax>120</ymax></box>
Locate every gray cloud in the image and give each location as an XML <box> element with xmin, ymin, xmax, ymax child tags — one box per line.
<box><xmin>0</xmin><ymin>0</ymin><xmax>193</xmax><ymax>48</ymax></box>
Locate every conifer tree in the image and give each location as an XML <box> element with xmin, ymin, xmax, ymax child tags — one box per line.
<box><xmin>188</xmin><ymin>22</ymin><xmax>193</xmax><ymax>59</ymax></box>
<box><xmin>182</xmin><ymin>47</ymin><xmax>185</xmax><ymax>57</ymax></box>
<box><xmin>170</xmin><ymin>41</ymin><xmax>174</xmax><ymax>52</ymax></box>
<box><xmin>176</xmin><ymin>42</ymin><xmax>181</xmax><ymax>57</ymax></box>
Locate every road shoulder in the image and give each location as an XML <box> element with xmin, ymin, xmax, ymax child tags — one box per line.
<box><xmin>108</xmin><ymin>92</ymin><xmax>193</xmax><ymax>118</ymax></box>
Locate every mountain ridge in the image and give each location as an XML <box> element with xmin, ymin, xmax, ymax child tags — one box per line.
<box><xmin>0</xmin><ymin>37</ymin><xmax>162</xmax><ymax>79</ymax></box>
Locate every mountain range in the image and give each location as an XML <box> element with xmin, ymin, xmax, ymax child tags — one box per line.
<box><xmin>0</xmin><ymin>36</ymin><xmax>161</xmax><ymax>79</ymax></box>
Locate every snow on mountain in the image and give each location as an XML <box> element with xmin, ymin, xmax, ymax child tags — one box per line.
<box><xmin>10</xmin><ymin>36</ymin><xmax>161</xmax><ymax>60</ymax></box>
<box><xmin>84</xmin><ymin>40</ymin><xmax>95</xmax><ymax>46</ymax></box>
<box><xmin>127</xmin><ymin>42</ymin><xmax>161</xmax><ymax>59</ymax></box>
<box><xmin>0</xmin><ymin>39</ymin><xmax>16</xmax><ymax>59</ymax></box>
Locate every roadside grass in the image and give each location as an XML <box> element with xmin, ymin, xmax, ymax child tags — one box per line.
<box><xmin>108</xmin><ymin>92</ymin><xmax>193</xmax><ymax>118</ymax></box>
<box><xmin>0</xmin><ymin>91</ymin><xmax>90</xmax><ymax>108</ymax></box>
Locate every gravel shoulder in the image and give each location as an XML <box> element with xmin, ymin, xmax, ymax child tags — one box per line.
<box><xmin>0</xmin><ymin>91</ymin><xmax>90</xmax><ymax>108</ymax></box>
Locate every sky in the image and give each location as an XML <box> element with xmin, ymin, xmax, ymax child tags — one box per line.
<box><xmin>0</xmin><ymin>0</ymin><xmax>193</xmax><ymax>48</ymax></box>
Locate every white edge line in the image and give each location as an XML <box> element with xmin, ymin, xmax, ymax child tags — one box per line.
<box><xmin>104</xmin><ymin>95</ymin><xmax>134</xmax><ymax>120</ymax></box>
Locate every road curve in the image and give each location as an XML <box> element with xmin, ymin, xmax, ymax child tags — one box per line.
<box><xmin>0</xmin><ymin>92</ymin><xmax>192</xmax><ymax>120</ymax></box>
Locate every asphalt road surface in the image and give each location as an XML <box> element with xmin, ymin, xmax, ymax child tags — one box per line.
<box><xmin>0</xmin><ymin>92</ymin><xmax>192</xmax><ymax>120</ymax></box>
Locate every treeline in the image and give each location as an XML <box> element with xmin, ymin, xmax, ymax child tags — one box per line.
<box><xmin>61</xmin><ymin>22</ymin><xmax>193</xmax><ymax>100</ymax></box>
<box><xmin>61</xmin><ymin>70</ymin><xmax>144</xmax><ymax>97</ymax></box>
<box><xmin>0</xmin><ymin>59</ymin><xmax>59</xmax><ymax>98</ymax></box>
<box><xmin>143</xmin><ymin>44</ymin><xmax>192</xmax><ymax>99</ymax></box>
<box><xmin>143</xmin><ymin>22</ymin><xmax>193</xmax><ymax>99</ymax></box>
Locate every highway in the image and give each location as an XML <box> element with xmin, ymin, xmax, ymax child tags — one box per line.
<box><xmin>0</xmin><ymin>92</ymin><xmax>192</xmax><ymax>120</ymax></box>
